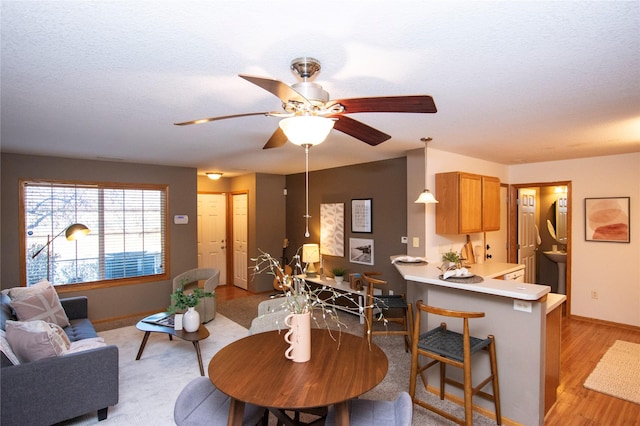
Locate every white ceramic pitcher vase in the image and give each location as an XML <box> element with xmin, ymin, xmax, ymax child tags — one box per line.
<box><xmin>284</xmin><ymin>312</ymin><xmax>311</xmax><ymax>363</ymax></box>
<box><xmin>182</xmin><ymin>307</ymin><xmax>200</xmax><ymax>332</ymax></box>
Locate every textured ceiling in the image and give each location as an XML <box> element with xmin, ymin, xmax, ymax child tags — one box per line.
<box><xmin>1</xmin><ymin>1</ymin><xmax>639</xmax><ymax>177</ymax></box>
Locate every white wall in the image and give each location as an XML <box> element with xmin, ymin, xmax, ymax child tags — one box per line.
<box><xmin>409</xmin><ymin>150</ymin><xmax>639</xmax><ymax>327</ymax></box>
<box><xmin>510</xmin><ymin>153</ymin><xmax>640</xmax><ymax>326</ymax></box>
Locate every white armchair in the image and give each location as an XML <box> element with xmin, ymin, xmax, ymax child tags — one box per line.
<box><xmin>172</xmin><ymin>268</ymin><xmax>219</xmax><ymax>323</ymax></box>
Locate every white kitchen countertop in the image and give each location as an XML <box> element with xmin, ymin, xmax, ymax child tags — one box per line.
<box><xmin>546</xmin><ymin>293</ymin><xmax>567</xmax><ymax>313</ymax></box>
<box><xmin>391</xmin><ymin>256</ymin><xmax>550</xmax><ymax>301</ymax></box>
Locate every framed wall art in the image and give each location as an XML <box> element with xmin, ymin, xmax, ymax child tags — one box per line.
<box><xmin>349</xmin><ymin>237</ymin><xmax>374</xmax><ymax>265</ymax></box>
<box><xmin>585</xmin><ymin>197</ymin><xmax>630</xmax><ymax>243</ymax></box>
<box><xmin>351</xmin><ymin>198</ymin><xmax>372</xmax><ymax>233</ymax></box>
<box><xmin>320</xmin><ymin>203</ymin><xmax>344</xmax><ymax>256</ymax></box>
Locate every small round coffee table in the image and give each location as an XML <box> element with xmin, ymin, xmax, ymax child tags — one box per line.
<box><xmin>135</xmin><ymin>312</ymin><xmax>210</xmax><ymax>376</ymax></box>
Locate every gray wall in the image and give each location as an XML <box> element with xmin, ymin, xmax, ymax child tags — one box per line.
<box><xmin>1</xmin><ymin>153</ymin><xmax>198</xmax><ymax>326</ymax></box>
<box><xmin>285</xmin><ymin>157</ymin><xmax>408</xmax><ymax>295</ymax></box>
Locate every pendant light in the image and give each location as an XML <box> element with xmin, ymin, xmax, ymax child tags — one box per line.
<box><xmin>415</xmin><ymin>137</ymin><xmax>438</xmax><ymax>204</ymax></box>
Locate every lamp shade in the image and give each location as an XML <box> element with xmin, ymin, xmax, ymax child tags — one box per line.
<box><xmin>279</xmin><ymin>116</ymin><xmax>335</xmax><ymax>146</ymax></box>
<box><xmin>302</xmin><ymin>243</ymin><xmax>320</xmax><ymax>277</ymax></box>
<box><xmin>415</xmin><ymin>189</ymin><xmax>439</xmax><ymax>204</ymax></box>
<box><xmin>302</xmin><ymin>244</ymin><xmax>320</xmax><ymax>263</ymax></box>
<box><xmin>65</xmin><ymin>223</ymin><xmax>90</xmax><ymax>240</ymax></box>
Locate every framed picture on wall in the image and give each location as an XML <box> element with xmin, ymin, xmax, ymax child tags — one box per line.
<box><xmin>320</xmin><ymin>203</ymin><xmax>344</xmax><ymax>256</ymax></box>
<box><xmin>349</xmin><ymin>237</ymin><xmax>374</xmax><ymax>265</ymax></box>
<box><xmin>584</xmin><ymin>197</ymin><xmax>630</xmax><ymax>243</ymax></box>
<box><xmin>351</xmin><ymin>198</ymin><xmax>372</xmax><ymax>233</ymax></box>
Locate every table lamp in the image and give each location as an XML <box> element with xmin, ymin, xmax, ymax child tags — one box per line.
<box><xmin>302</xmin><ymin>244</ymin><xmax>320</xmax><ymax>277</ymax></box>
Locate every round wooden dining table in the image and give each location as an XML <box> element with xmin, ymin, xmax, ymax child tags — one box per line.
<box><xmin>208</xmin><ymin>328</ymin><xmax>388</xmax><ymax>426</ymax></box>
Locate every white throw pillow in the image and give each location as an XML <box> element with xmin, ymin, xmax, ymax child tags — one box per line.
<box><xmin>0</xmin><ymin>329</ymin><xmax>21</xmax><ymax>365</ymax></box>
<box><xmin>67</xmin><ymin>337</ymin><xmax>107</xmax><ymax>354</ymax></box>
<box><xmin>5</xmin><ymin>320</ymin><xmax>71</xmax><ymax>363</ymax></box>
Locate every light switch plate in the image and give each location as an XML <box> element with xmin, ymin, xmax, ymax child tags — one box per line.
<box><xmin>514</xmin><ymin>300</ymin><xmax>532</xmax><ymax>312</ymax></box>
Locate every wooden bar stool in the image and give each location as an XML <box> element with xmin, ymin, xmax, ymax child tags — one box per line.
<box><xmin>409</xmin><ymin>300</ymin><xmax>501</xmax><ymax>425</ymax></box>
<box><xmin>362</xmin><ymin>272</ymin><xmax>413</xmax><ymax>352</ymax></box>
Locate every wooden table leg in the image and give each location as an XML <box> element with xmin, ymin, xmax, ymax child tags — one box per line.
<box><xmin>227</xmin><ymin>398</ymin><xmax>245</xmax><ymax>426</ymax></box>
<box><xmin>135</xmin><ymin>331</ymin><xmax>151</xmax><ymax>360</ymax></box>
<box><xmin>333</xmin><ymin>401</ymin><xmax>350</xmax><ymax>426</ymax></box>
<box><xmin>192</xmin><ymin>340</ymin><xmax>204</xmax><ymax>376</ymax></box>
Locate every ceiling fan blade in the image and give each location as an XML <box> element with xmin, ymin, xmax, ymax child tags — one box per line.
<box><xmin>239</xmin><ymin>74</ymin><xmax>310</xmax><ymax>105</ymax></box>
<box><xmin>174</xmin><ymin>112</ymin><xmax>273</xmax><ymax>126</ymax></box>
<box><xmin>328</xmin><ymin>95</ymin><xmax>437</xmax><ymax>114</ymax></box>
<box><xmin>331</xmin><ymin>115</ymin><xmax>391</xmax><ymax>146</ymax></box>
<box><xmin>263</xmin><ymin>127</ymin><xmax>288</xmax><ymax>149</ymax></box>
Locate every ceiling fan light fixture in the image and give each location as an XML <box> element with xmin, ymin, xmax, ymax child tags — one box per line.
<box><xmin>279</xmin><ymin>116</ymin><xmax>335</xmax><ymax>147</ymax></box>
<box><xmin>206</xmin><ymin>172</ymin><xmax>223</xmax><ymax>180</ymax></box>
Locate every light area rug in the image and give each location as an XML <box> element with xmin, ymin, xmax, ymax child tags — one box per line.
<box><xmin>583</xmin><ymin>340</ymin><xmax>640</xmax><ymax>404</ymax></box>
<box><xmin>61</xmin><ymin>312</ymin><xmax>496</xmax><ymax>426</ymax></box>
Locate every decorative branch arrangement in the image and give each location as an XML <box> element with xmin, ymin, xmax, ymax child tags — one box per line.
<box><xmin>251</xmin><ymin>248</ymin><xmax>390</xmax><ymax>346</ymax></box>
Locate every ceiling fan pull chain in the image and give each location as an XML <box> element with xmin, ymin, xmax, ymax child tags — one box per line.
<box><xmin>304</xmin><ymin>145</ymin><xmax>311</xmax><ymax>238</ymax></box>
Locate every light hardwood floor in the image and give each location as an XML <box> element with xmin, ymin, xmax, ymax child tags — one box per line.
<box><xmin>217</xmin><ymin>285</ymin><xmax>640</xmax><ymax>425</ymax></box>
<box><xmin>544</xmin><ymin>316</ymin><xmax>640</xmax><ymax>425</ymax></box>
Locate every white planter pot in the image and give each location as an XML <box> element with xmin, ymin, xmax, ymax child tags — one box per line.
<box><xmin>334</xmin><ymin>275</ymin><xmax>344</xmax><ymax>284</ymax></box>
<box><xmin>284</xmin><ymin>312</ymin><xmax>311</xmax><ymax>363</ymax></box>
<box><xmin>183</xmin><ymin>307</ymin><xmax>200</xmax><ymax>332</ymax></box>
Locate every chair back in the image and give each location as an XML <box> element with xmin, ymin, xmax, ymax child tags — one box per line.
<box><xmin>173</xmin><ymin>268</ymin><xmax>220</xmax><ymax>291</ymax></box>
<box><xmin>413</xmin><ymin>301</ymin><xmax>485</xmax><ymax>352</ymax></box>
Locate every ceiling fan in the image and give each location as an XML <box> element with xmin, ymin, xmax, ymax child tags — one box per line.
<box><xmin>174</xmin><ymin>57</ymin><xmax>437</xmax><ymax>149</ymax></box>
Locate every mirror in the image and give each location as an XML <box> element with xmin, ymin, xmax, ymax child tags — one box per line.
<box><xmin>555</xmin><ymin>195</ymin><xmax>568</xmax><ymax>244</ymax></box>
<box><xmin>547</xmin><ymin>194</ymin><xmax>568</xmax><ymax>245</ymax></box>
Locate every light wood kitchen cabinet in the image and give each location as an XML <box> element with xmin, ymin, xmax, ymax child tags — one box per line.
<box><xmin>435</xmin><ymin>172</ymin><xmax>500</xmax><ymax>234</ymax></box>
<box><xmin>482</xmin><ymin>175</ymin><xmax>501</xmax><ymax>231</ymax></box>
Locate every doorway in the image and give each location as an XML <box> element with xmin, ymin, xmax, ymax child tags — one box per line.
<box><xmin>509</xmin><ymin>181</ymin><xmax>572</xmax><ymax>313</ymax></box>
<box><xmin>197</xmin><ymin>193</ymin><xmax>227</xmax><ymax>284</ymax></box>
<box><xmin>231</xmin><ymin>192</ymin><xmax>248</xmax><ymax>290</ymax></box>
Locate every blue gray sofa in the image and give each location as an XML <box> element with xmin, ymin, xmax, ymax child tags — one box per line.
<box><xmin>1</xmin><ymin>293</ymin><xmax>119</xmax><ymax>426</ymax></box>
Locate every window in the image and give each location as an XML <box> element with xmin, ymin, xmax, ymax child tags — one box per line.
<box><xmin>21</xmin><ymin>180</ymin><xmax>168</xmax><ymax>288</ymax></box>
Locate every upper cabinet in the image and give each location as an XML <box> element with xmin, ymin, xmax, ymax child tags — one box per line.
<box><xmin>435</xmin><ymin>172</ymin><xmax>501</xmax><ymax>234</ymax></box>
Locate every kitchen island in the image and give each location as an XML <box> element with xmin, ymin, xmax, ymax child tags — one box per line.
<box><xmin>393</xmin><ymin>258</ymin><xmax>553</xmax><ymax>426</ymax></box>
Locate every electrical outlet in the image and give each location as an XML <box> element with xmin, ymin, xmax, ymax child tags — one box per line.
<box><xmin>591</xmin><ymin>291</ymin><xmax>598</xmax><ymax>299</ymax></box>
<box><xmin>412</xmin><ymin>237</ymin><xmax>420</xmax><ymax>248</ymax></box>
<box><xmin>513</xmin><ymin>300</ymin><xmax>532</xmax><ymax>312</ymax></box>
<box><xmin>389</xmin><ymin>290</ymin><xmax>394</xmax><ymax>295</ymax></box>
<box><xmin>401</xmin><ymin>236</ymin><xmax>408</xmax><ymax>244</ymax></box>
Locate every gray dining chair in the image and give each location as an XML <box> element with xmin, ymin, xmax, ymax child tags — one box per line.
<box><xmin>248</xmin><ymin>297</ymin><xmax>291</xmax><ymax>334</ymax></box>
<box><xmin>325</xmin><ymin>392</ymin><xmax>413</xmax><ymax>426</ymax></box>
<box><xmin>174</xmin><ymin>377</ymin><xmax>267</xmax><ymax>426</ymax></box>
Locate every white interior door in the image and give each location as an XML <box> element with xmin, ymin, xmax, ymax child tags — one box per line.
<box><xmin>518</xmin><ymin>188</ymin><xmax>537</xmax><ymax>283</ymax></box>
<box><xmin>197</xmin><ymin>193</ymin><xmax>227</xmax><ymax>284</ymax></box>
<box><xmin>232</xmin><ymin>193</ymin><xmax>248</xmax><ymax>289</ymax></box>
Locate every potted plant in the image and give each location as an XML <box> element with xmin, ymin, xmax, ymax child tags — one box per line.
<box><xmin>331</xmin><ymin>267</ymin><xmax>347</xmax><ymax>284</ymax></box>
<box><xmin>168</xmin><ymin>283</ymin><xmax>215</xmax><ymax>332</ymax></box>
<box><xmin>442</xmin><ymin>250</ymin><xmax>461</xmax><ymax>270</ymax></box>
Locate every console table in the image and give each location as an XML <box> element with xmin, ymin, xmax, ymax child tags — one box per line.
<box><xmin>304</xmin><ymin>275</ymin><xmax>381</xmax><ymax>324</ymax></box>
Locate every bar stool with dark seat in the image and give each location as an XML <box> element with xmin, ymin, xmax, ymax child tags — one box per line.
<box><xmin>409</xmin><ymin>300</ymin><xmax>501</xmax><ymax>426</ymax></box>
<box><xmin>362</xmin><ymin>272</ymin><xmax>413</xmax><ymax>352</ymax></box>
